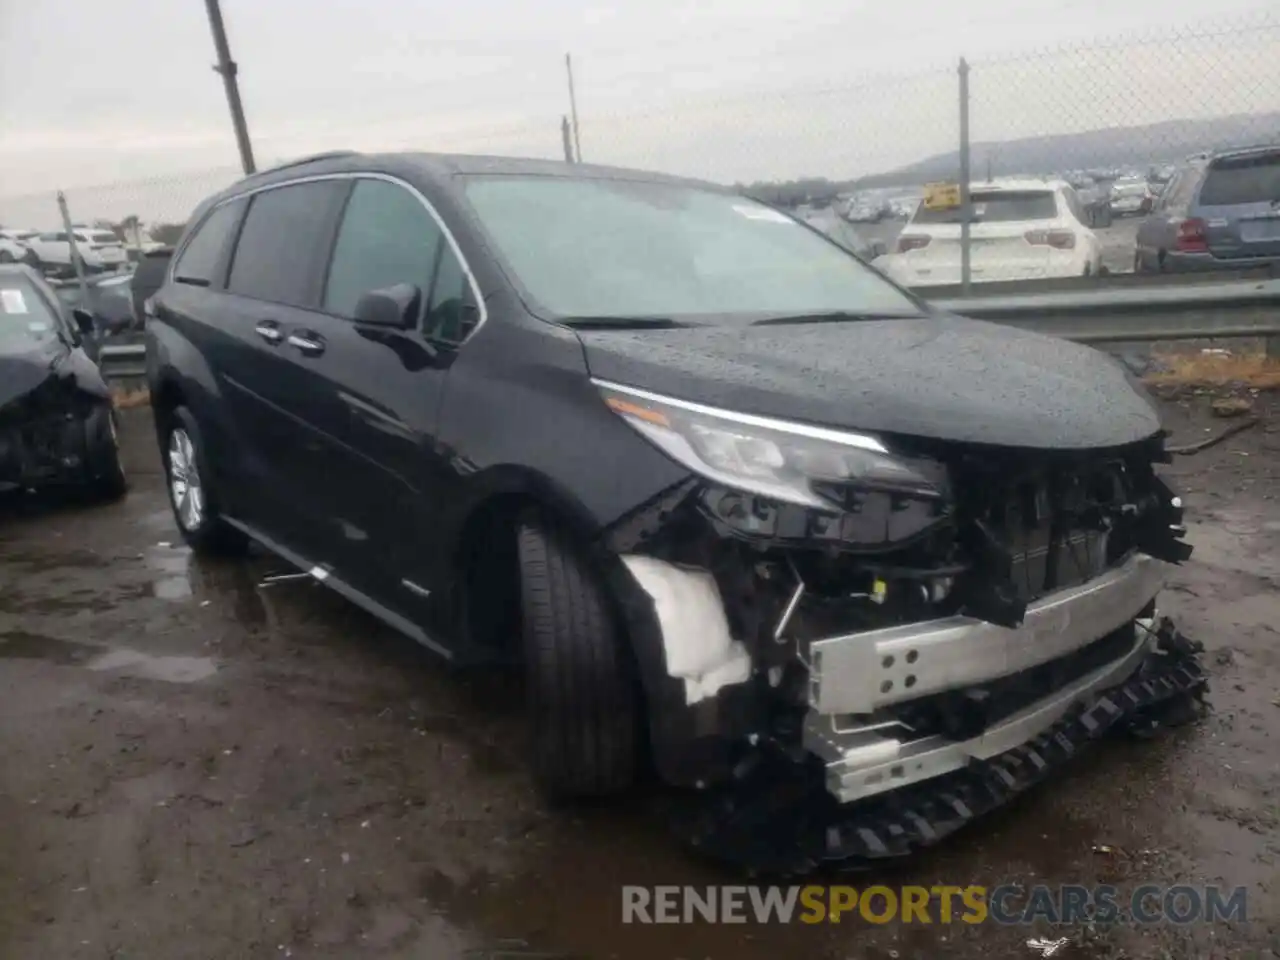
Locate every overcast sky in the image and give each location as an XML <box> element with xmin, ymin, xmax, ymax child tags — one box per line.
<box><xmin>1</xmin><ymin>0</ymin><xmax>1277</xmax><ymax>225</ymax></box>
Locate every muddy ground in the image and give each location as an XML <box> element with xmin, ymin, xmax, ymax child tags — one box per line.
<box><xmin>1</xmin><ymin>396</ymin><xmax>1278</xmax><ymax>960</ymax></box>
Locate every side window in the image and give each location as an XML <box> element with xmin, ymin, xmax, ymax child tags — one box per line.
<box><xmin>173</xmin><ymin>199</ymin><xmax>244</xmax><ymax>286</ymax></box>
<box><xmin>227</xmin><ymin>180</ymin><xmax>347</xmax><ymax>307</ymax></box>
<box><xmin>424</xmin><ymin>245</ymin><xmax>478</xmax><ymax>344</ymax></box>
<box><xmin>323</xmin><ymin>179</ymin><xmax>444</xmax><ymax>318</ymax></box>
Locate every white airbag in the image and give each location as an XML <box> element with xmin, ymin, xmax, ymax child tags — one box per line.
<box><xmin>621</xmin><ymin>554</ymin><xmax>753</xmax><ymax>705</ymax></box>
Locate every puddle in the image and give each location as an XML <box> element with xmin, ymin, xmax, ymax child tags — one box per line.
<box><xmin>0</xmin><ymin>629</ymin><xmax>217</xmax><ymax>683</ymax></box>
<box><xmin>87</xmin><ymin>647</ymin><xmax>218</xmax><ymax>684</ymax></box>
<box><xmin>146</xmin><ymin>544</ymin><xmax>193</xmax><ymax>601</ymax></box>
<box><xmin>0</xmin><ymin>630</ymin><xmax>97</xmax><ymax>665</ymax></box>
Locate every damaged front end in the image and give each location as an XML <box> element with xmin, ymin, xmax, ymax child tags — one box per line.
<box><xmin>596</xmin><ymin>381</ymin><xmax>1206</xmax><ymax>873</ymax></box>
<box><xmin>0</xmin><ymin>349</ymin><xmax>112</xmax><ymax>493</ymax></box>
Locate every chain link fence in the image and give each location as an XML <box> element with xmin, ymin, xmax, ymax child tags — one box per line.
<box><xmin>1</xmin><ymin>10</ymin><xmax>1276</xmax><ymax>294</ymax></box>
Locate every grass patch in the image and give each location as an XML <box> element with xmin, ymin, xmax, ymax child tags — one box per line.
<box><xmin>1144</xmin><ymin>351</ymin><xmax>1280</xmax><ymax>390</ymax></box>
<box><xmin>111</xmin><ymin>387</ymin><xmax>151</xmax><ymax>409</ymax></box>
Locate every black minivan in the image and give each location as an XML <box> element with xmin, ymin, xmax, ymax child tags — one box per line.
<box><xmin>148</xmin><ymin>151</ymin><xmax>1203</xmax><ymax>868</ymax></box>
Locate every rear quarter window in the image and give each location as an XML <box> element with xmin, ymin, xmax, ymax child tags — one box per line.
<box><xmin>911</xmin><ymin>190</ymin><xmax>1057</xmax><ymax>224</ymax></box>
<box><xmin>1197</xmin><ymin>153</ymin><xmax>1280</xmax><ymax>206</ymax></box>
<box><xmin>173</xmin><ymin>198</ymin><xmax>244</xmax><ymax>288</ymax></box>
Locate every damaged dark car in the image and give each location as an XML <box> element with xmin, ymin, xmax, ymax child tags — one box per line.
<box><xmin>0</xmin><ymin>264</ymin><xmax>127</xmax><ymax>501</ymax></box>
<box><xmin>146</xmin><ymin>152</ymin><xmax>1206</xmax><ymax>872</ymax></box>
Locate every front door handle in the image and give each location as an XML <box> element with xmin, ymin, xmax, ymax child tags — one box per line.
<box><xmin>286</xmin><ymin>331</ymin><xmax>325</xmax><ymax>356</ymax></box>
<box><xmin>255</xmin><ymin>321</ymin><xmax>283</xmax><ymax>344</ymax></box>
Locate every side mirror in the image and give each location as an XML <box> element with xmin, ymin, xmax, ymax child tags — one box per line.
<box><xmin>72</xmin><ymin>307</ymin><xmax>96</xmax><ymax>336</ymax></box>
<box><xmin>353</xmin><ymin>283</ymin><xmax>420</xmax><ymax>329</ymax></box>
<box><xmin>868</xmin><ymin>240</ymin><xmax>889</xmax><ymax>259</ymax></box>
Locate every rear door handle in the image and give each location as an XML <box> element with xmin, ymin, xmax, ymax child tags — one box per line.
<box><xmin>255</xmin><ymin>321</ymin><xmax>283</xmax><ymax>344</ymax></box>
<box><xmin>286</xmin><ymin>331</ymin><xmax>325</xmax><ymax>356</ymax></box>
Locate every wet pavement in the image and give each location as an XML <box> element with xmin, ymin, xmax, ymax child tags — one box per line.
<box><xmin>1</xmin><ymin>400</ymin><xmax>1278</xmax><ymax>960</ymax></box>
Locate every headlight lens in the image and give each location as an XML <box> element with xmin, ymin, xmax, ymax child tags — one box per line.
<box><xmin>596</xmin><ymin>381</ymin><xmax>942</xmax><ymax>510</ymax></box>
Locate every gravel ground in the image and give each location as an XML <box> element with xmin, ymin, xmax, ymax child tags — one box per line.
<box><xmin>1</xmin><ymin>396</ymin><xmax>1278</xmax><ymax>960</ymax></box>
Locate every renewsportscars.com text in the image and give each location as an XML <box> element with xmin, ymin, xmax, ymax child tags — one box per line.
<box><xmin>621</xmin><ymin>884</ymin><xmax>1248</xmax><ymax>926</ymax></box>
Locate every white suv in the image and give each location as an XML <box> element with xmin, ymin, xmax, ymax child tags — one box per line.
<box><xmin>27</xmin><ymin>227</ymin><xmax>129</xmax><ymax>274</ymax></box>
<box><xmin>0</xmin><ymin>228</ymin><xmax>39</xmax><ymax>264</ymax></box>
<box><xmin>879</xmin><ymin>179</ymin><xmax>1103</xmax><ymax>288</ymax></box>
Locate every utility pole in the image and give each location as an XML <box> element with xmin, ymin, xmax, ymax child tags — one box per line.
<box><xmin>565</xmin><ymin>53</ymin><xmax>582</xmax><ymax>163</ymax></box>
<box><xmin>204</xmin><ymin>0</ymin><xmax>257</xmax><ymax>175</ymax></box>
<box><xmin>957</xmin><ymin>56</ymin><xmax>972</xmax><ymax>295</ymax></box>
<box><xmin>56</xmin><ymin>192</ymin><xmax>91</xmax><ymax>307</ymax></box>
<box><xmin>561</xmin><ymin>115</ymin><xmax>575</xmax><ymax>164</ymax></box>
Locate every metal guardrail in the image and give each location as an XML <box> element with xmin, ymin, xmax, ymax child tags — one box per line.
<box><xmin>931</xmin><ymin>278</ymin><xmax>1280</xmax><ymax>347</ymax></box>
<box><xmin>100</xmin><ymin>342</ymin><xmax>147</xmax><ymax>379</ymax></box>
<box><xmin>94</xmin><ymin>279</ymin><xmax>1280</xmax><ymax>382</ymax></box>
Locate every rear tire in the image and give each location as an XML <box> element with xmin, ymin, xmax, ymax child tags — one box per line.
<box><xmin>161</xmin><ymin>406</ymin><xmax>249</xmax><ymax>556</ymax></box>
<box><xmin>82</xmin><ymin>405</ymin><xmax>127</xmax><ymax>501</ymax></box>
<box><xmin>516</xmin><ymin>514</ymin><xmax>641</xmax><ymax>800</ymax></box>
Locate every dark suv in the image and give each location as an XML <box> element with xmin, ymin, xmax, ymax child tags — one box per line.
<box><xmin>148</xmin><ymin>151</ymin><xmax>1203</xmax><ymax>869</ymax></box>
<box><xmin>1134</xmin><ymin>145</ymin><xmax>1280</xmax><ymax>274</ymax></box>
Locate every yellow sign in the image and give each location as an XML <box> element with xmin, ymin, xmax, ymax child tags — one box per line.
<box><xmin>923</xmin><ymin>182</ymin><xmax>961</xmax><ymax>210</ymax></box>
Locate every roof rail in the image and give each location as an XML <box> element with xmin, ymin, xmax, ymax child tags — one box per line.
<box><xmin>253</xmin><ymin>151</ymin><xmax>361</xmax><ymax>176</ymax></box>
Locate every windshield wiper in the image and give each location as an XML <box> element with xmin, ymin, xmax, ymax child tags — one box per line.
<box><xmin>559</xmin><ymin>315</ymin><xmax>693</xmax><ymax>330</ymax></box>
<box><xmin>751</xmin><ymin>310</ymin><xmax>925</xmax><ymax>327</ymax></box>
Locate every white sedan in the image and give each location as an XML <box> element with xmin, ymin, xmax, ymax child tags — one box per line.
<box><xmin>877</xmin><ymin>179</ymin><xmax>1103</xmax><ymax>288</ymax></box>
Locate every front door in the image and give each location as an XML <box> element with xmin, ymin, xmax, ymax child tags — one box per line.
<box><xmin>265</xmin><ymin>176</ymin><xmax>470</xmax><ymax>618</ymax></box>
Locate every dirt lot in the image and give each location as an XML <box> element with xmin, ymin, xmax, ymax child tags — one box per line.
<box><xmin>2</xmin><ymin>396</ymin><xmax>1278</xmax><ymax>960</ymax></box>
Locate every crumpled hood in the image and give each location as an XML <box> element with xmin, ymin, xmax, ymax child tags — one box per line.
<box><xmin>0</xmin><ymin>342</ymin><xmax>63</xmax><ymax>410</ymax></box>
<box><xmin>578</xmin><ymin>313</ymin><xmax>1163</xmax><ymax>449</ymax></box>
<box><xmin>0</xmin><ymin>340</ymin><xmax>106</xmax><ymax>412</ymax></box>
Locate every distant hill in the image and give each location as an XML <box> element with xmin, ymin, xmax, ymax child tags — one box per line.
<box><xmin>855</xmin><ymin>111</ymin><xmax>1280</xmax><ymax>187</ymax></box>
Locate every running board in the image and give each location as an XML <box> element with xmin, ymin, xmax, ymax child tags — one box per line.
<box><xmin>222</xmin><ymin>516</ymin><xmax>454</xmax><ymax>661</ymax></box>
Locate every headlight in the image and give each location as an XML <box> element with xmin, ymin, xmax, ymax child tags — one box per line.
<box><xmin>595</xmin><ymin>380</ymin><xmax>942</xmax><ymax>510</ymax></box>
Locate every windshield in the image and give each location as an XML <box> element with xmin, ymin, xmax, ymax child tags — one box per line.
<box><xmin>0</xmin><ymin>274</ymin><xmax>63</xmax><ymax>351</ymax></box>
<box><xmin>461</xmin><ymin>176</ymin><xmax>921</xmax><ymax>323</ymax></box>
<box><xmin>1198</xmin><ymin>152</ymin><xmax>1280</xmax><ymax>206</ymax></box>
<box><xmin>909</xmin><ymin>190</ymin><xmax>1058</xmax><ymax>224</ymax></box>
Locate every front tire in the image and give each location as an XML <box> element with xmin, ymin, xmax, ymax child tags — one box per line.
<box><xmin>82</xmin><ymin>404</ymin><xmax>127</xmax><ymax>501</ymax></box>
<box><xmin>161</xmin><ymin>406</ymin><xmax>248</xmax><ymax>556</ymax></box>
<box><xmin>516</xmin><ymin>515</ymin><xmax>641</xmax><ymax>800</ymax></box>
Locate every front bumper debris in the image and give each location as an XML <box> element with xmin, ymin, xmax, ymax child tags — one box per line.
<box><xmin>669</xmin><ymin>618</ymin><xmax>1207</xmax><ymax>876</ymax></box>
<box><xmin>808</xmin><ymin>552</ymin><xmax>1164</xmax><ymax>716</ymax></box>
<box><xmin>805</xmin><ymin>552</ymin><xmax>1166</xmax><ymax>803</ymax></box>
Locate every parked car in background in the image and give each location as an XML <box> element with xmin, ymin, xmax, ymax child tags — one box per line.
<box><xmin>878</xmin><ymin>178</ymin><xmax>1103</xmax><ymax>287</ymax></box>
<box><xmin>844</xmin><ymin>198</ymin><xmax>891</xmax><ymax>223</ymax></box>
<box><xmin>1067</xmin><ymin>178</ymin><xmax>1113</xmax><ymax>228</ymax></box>
<box><xmin>0</xmin><ymin>264</ymin><xmax>127</xmax><ymax>500</ymax></box>
<box><xmin>798</xmin><ymin>209</ymin><xmax>888</xmax><ymax>261</ymax></box>
<box><xmin>1134</xmin><ymin>145</ymin><xmax>1280</xmax><ymax>274</ymax></box>
<box><xmin>129</xmin><ymin>247</ymin><xmax>174</xmax><ymax>326</ymax></box>
<box><xmin>144</xmin><ymin>152</ymin><xmax>1201</xmax><ymax>868</ymax></box>
<box><xmin>27</xmin><ymin>228</ymin><xmax>129</xmax><ymax>276</ymax></box>
<box><xmin>1109</xmin><ymin>177</ymin><xmax>1155</xmax><ymax>217</ymax></box>
<box><xmin>887</xmin><ymin>196</ymin><xmax>919</xmax><ymax>220</ymax></box>
<box><xmin>0</xmin><ymin>229</ymin><xmax>39</xmax><ymax>264</ymax></box>
<box><xmin>50</xmin><ymin>271</ymin><xmax>138</xmax><ymax>337</ymax></box>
